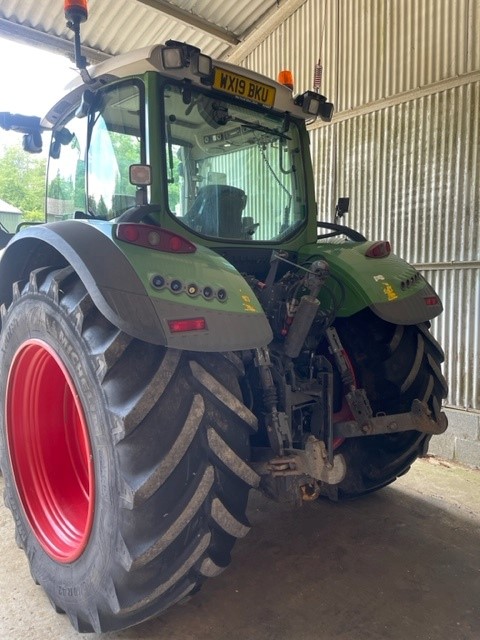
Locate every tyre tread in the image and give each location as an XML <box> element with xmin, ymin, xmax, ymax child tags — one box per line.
<box><xmin>0</xmin><ymin>267</ymin><xmax>255</xmax><ymax>632</ymax></box>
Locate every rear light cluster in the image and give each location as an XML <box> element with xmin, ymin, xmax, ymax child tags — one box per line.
<box><xmin>116</xmin><ymin>224</ymin><xmax>196</xmax><ymax>254</ymax></box>
<box><xmin>151</xmin><ymin>274</ymin><xmax>227</xmax><ymax>302</ymax></box>
<box><xmin>364</xmin><ymin>241</ymin><xmax>391</xmax><ymax>258</ymax></box>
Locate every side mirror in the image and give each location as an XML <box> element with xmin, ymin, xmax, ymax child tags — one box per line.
<box><xmin>335</xmin><ymin>197</ymin><xmax>350</xmax><ymax>217</ymax></box>
<box><xmin>22</xmin><ymin>132</ymin><xmax>43</xmax><ymax>154</ymax></box>
<box><xmin>76</xmin><ymin>89</ymin><xmax>96</xmax><ymax>118</ymax></box>
<box><xmin>0</xmin><ymin>113</ymin><xmax>43</xmax><ymax>153</ymax></box>
<box><xmin>50</xmin><ymin>127</ymin><xmax>75</xmax><ymax>159</ymax></box>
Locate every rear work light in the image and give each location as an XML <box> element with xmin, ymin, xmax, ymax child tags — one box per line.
<box><xmin>365</xmin><ymin>241</ymin><xmax>391</xmax><ymax>258</ymax></box>
<box><xmin>168</xmin><ymin>318</ymin><xmax>207</xmax><ymax>333</ymax></box>
<box><xmin>116</xmin><ymin>224</ymin><xmax>196</xmax><ymax>253</ymax></box>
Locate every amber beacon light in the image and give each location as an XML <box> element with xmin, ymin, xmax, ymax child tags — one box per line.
<box><xmin>64</xmin><ymin>0</ymin><xmax>88</xmax><ymax>22</ymax></box>
<box><xmin>278</xmin><ymin>70</ymin><xmax>294</xmax><ymax>91</ymax></box>
<box><xmin>64</xmin><ymin>0</ymin><xmax>89</xmax><ymax>70</ymax></box>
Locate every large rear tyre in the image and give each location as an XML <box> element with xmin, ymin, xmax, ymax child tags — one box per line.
<box><xmin>0</xmin><ymin>267</ymin><xmax>259</xmax><ymax>633</ymax></box>
<box><xmin>324</xmin><ymin>309</ymin><xmax>448</xmax><ymax>500</ymax></box>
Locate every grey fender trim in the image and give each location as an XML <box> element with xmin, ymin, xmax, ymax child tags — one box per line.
<box><xmin>0</xmin><ymin>221</ymin><xmax>167</xmax><ymax>345</ymax></box>
<box><xmin>370</xmin><ymin>282</ymin><xmax>443</xmax><ymax>325</ymax></box>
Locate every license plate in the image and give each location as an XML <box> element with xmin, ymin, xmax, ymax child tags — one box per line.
<box><xmin>213</xmin><ymin>67</ymin><xmax>276</xmax><ymax>107</ymax></box>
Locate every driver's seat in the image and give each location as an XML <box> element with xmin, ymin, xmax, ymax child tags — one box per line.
<box><xmin>186</xmin><ymin>185</ymin><xmax>247</xmax><ymax>238</ymax></box>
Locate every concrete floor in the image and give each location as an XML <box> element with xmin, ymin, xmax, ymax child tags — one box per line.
<box><xmin>1</xmin><ymin>457</ymin><xmax>479</xmax><ymax>640</ymax></box>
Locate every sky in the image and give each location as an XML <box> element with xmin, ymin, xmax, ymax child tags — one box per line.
<box><xmin>0</xmin><ymin>36</ymin><xmax>77</xmax><ymax>149</ymax></box>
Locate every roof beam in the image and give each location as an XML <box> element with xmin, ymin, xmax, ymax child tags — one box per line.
<box><xmin>224</xmin><ymin>0</ymin><xmax>308</xmax><ymax>63</ymax></box>
<box><xmin>135</xmin><ymin>0</ymin><xmax>240</xmax><ymax>45</ymax></box>
<box><xmin>0</xmin><ymin>18</ymin><xmax>110</xmax><ymax>64</ymax></box>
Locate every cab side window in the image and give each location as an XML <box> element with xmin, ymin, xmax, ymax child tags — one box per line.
<box><xmin>87</xmin><ymin>82</ymin><xmax>144</xmax><ymax>219</ymax></box>
<box><xmin>46</xmin><ymin>117</ymin><xmax>87</xmax><ymax>221</ymax></box>
<box><xmin>47</xmin><ymin>81</ymin><xmax>145</xmax><ymax>221</ymax></box>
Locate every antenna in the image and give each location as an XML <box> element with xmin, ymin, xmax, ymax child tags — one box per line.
<box><xmin>313</xmin><ymin>0</ymin><xmax>328</xmax><ymax>92</ymax></box>
<box><xmin>313</xmin><ymin>59</ymin><xmax>323</xmax><ymax>93</ymax></box>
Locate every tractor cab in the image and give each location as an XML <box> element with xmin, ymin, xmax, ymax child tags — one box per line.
<box><xmin>41</xmin><ymin>40</ymin><xmax>331</xmax><ymax>252</ymax></box>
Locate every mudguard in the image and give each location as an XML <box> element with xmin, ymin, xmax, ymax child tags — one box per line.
<box><xmin>300</xmin><ymin>241</ymin><xmax>443</xmax><ymax>325</ymax></box>
<box><xmin>0</xmin><ymin>220</ymin><xmax>272</xmax><ymax>351</ymax></box>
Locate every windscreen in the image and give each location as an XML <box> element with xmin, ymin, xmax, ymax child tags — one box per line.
<box><xmin>164</xmin><ymin>83</ymin><xmax>307</xmax><ymax>242</ymax></box>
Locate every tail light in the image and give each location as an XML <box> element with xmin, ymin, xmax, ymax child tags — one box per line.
<box><xmin>116</xmin><ymin>224</ymin><xmax>196</xmax><ymax>253</ymax></box>
<box><xmin>168</xmin><ymin>318</ymin><xmax>207</xmax><ymax>333</ymax></box>
<box><xmin>365</xmin><ymin>241</ymin><xmax>391</xmax><ymax>258</ymax></box>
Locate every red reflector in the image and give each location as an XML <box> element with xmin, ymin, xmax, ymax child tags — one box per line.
<box><xmin>169</xmin><ymin>235</ymin><xmax>184</xmax><ymax>252</ymax></box>
<box><xmin>168</xmin><ymin>318</ymin><xmax>207</xmax><ymax>333</ymax></box>
<box><xmin>121</xmin><ymin>225</ymin><xmax>140</xmax><ymax>242</ymax></box>
<box><xmin>424</xmin><ymin>296</ymin><xmax>439</xmax><ymax>306</ymax></box>
<box><xmin>116</xmin><ymin>224</ymin><xmax>196</xmax><ymax>253</ymax></box>
<box><xmin>365</xmin><ymin>241</ymin><xmax>391</xmax><ymax>258</ymax></box>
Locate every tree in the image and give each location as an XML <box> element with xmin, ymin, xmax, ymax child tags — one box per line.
<box><xmin>49</xmin><ymin>169</ymin><xmax>74</xmax><ymax>202</ymax></box>
<box><xmin>0</xmin><ymin>144</ymin><xmax>46</xmax><ymax>221</ymax></box>
<box><xmin>110</xmin><ymin>132</ymin><xmax>140</xmax><ymax>196</ymax></box>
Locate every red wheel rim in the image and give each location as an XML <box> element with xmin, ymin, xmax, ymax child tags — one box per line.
<box><xmin>6</xmin><ymin>340</ymin><xmax>95</xmax><ymax>563</ymax></box>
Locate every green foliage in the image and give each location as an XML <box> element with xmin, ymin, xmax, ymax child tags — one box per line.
<box><xmin>168</xmin><ymin>155</ymin><xmax>181</xmax><ymax>211</ymax></box>
<box><xmin>0</xmin><ymin>144</ymin><xmax>46</xmax><ymax>221</ymax></box>
<box><xmin>110</xmin><ymin>131</ymin><xmax>140</xmax><ymax>196</ymax></box>
<box><xmin>49</xmin><ymin>169</ymin><xmax>74</xmax><ymax>202</ymax></box>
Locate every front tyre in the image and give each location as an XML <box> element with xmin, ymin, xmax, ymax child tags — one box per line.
<box><xmin>0</xmin><ymin>267</ymin><xmax>259</xmax><ymax>632</ymax></box>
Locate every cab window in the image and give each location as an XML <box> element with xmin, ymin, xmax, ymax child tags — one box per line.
<box><xmin>46</xmin><ymin>81</ymin><xmax>145</xmax><ymax>221</ymax></box>
<box><xmin>87</xmin><ymin>81</ymin><xmax>144</xmax><ymax>219</ymax></box>
<box><xmin>164</xmin><ymin>82</ymin><xmax>306</xmax><ymax>242</ymax></box>
<box><xmin>46</xmin><ymin>117</ymin><xmax>87</xmax><ymax>221</ymax></box>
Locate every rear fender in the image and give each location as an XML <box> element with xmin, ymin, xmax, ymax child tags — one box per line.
<box><xmin>301</xmin><ymin>242</ymin><xmax>443</xmax><ymax>325</ymax></box>
<box><xmin>0</xmin><ymin>221</ymin><xmax>272</xmax><ymax>350</ymax></box>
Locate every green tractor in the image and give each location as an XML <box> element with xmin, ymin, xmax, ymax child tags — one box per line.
<box><xmin>0</xmin><ymin>1</ymin><xmax>447</xmax><ymax>633</ymax></box>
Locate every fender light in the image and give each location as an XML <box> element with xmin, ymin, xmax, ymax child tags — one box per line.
<box><xmin>168</xmin><ymin>318</ymin><xmax>207</xmax><ymax>333</ymax></box>
<box><xmin>116</xmin><ymin>224</ymin><xmax>196</xmax><ymax>253</ymax></box>
<box><xmin>424</xmin><ymin>296</ymin><xmax>440</xmax><ymax>306</ymax></box>
<box><xmin>365</xmin><ymin>241</ymin><xmax>391</xmax><ymax>258</ymax></box>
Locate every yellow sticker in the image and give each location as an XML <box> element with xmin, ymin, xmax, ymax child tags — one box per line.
<box><xmin>241</xmin><ymin>294</ymin><xmax>257</xmax><ymax>312</ymax></box>
<box><xmin>383</xmin><ymin>282</ymin><xmax>398</xmax><ymax>301</ymax></box>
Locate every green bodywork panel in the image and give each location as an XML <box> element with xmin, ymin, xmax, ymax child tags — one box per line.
<box><xmin>96</xmin><ymin>213</ymin><xmax>441</xmax><ymax>333</ymax></box>
<box><xmin>98</xmin><ymin>223</ymin><xmax>262</xmax><ymax>315</ymax></box>
<box><xmin>298</xmin><ymin>240</ymin><xmax>442</xmax><ymax>323</ymax></box>
<box><xmin>300</xmin><ymin>241</ymin><xmax>415</xmax><ymax>314</ymax></box>
<box><xmin>88</xmin><ymin>220</ymin><xmax>273</xmax><ymax>350</ymax></box>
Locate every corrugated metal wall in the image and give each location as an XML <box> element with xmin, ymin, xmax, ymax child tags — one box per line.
<box><xmin>240</xmin><ymin>0</ymin><xmax>480</xmax><ymax>412</ymax></box>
